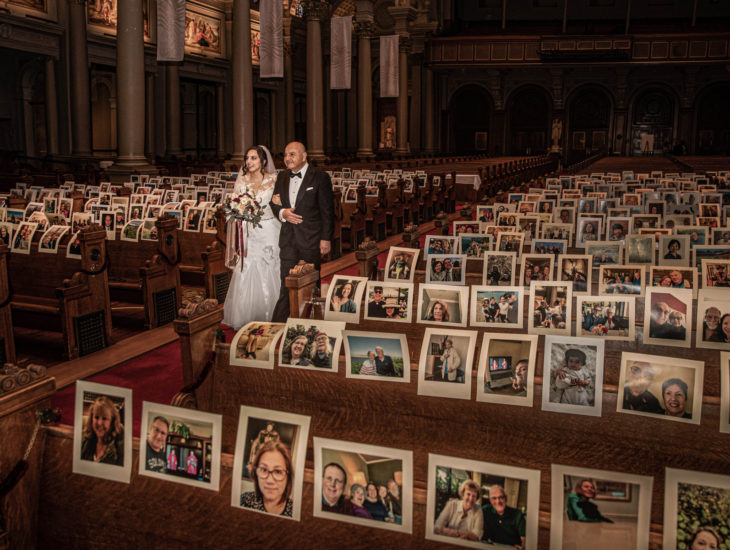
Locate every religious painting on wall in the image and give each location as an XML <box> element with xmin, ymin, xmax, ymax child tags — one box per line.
<box><xmin>6</xmin><ymin>0</ymin><xmax>55</xmax><ymax>20</ymax></box>
<box><xmin>87</xmin><ymin>0</ymin><xmax>152</xmax><ymax>40</ymax></box>
<box><xmin>250</xmin><ymin>9</ymin><xmax>261</xmax><ymax>66</ymax></box>
<box><xmin>184</xmin><ymin>6</ymin><xmax>223</xmax><ymax>55</ymax></box>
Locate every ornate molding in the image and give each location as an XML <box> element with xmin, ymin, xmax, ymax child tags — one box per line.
<box><xmin>303</xmin><ymin>0</ymin><xmax>329</xmax><ymax>21</ymax></box>
<box><xmin>354</xmin><ymin>20</ymin><xmax>374</xmax><ymax>39</ymax></box>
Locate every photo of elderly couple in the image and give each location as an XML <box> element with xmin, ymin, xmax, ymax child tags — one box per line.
<box><xmin>344</xmin><ymin>332</ymin><xmax>409</xmax><ymax>382</ymax></box>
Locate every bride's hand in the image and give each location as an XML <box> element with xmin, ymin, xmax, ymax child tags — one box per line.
<box><xmin>271</xmin><ymin>194</ymin><xmax>281</xmax><ymax>206</ymax></box>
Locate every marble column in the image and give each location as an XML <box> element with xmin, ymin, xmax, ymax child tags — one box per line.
<box><xmin>355</xmin><ymin>21</ymin><xmax>374</xmax><ymax>159</ymax></box>
<box><xmin>423</xmin><ymin>66</ymin><xmax>436</xmax><ymax>153</ymax></box>
<box><xmin>115</xmin><ymin>0</ymin><xmax>148</xmax><ymax>167</ymax></box>
<box><xmin>388</xmin><ymin>5</ymin><xmax>414</xmax><ymax>157</ymax></box>
<box><xmin>166</xmin><ymin>64</ymin><xmax>182</xmax><ymax>157</ymax></box>
<box><xmin>231</xmin><ymin>0</ymin><xmax>254</xmax><ymax>162</ymax></box>
<box><xmin>68</xmin><ymin>0</ymin><xmax>91</xmax><ymax>157</ymax></box>
<box><xmin>45</xmin><ymin>57</ymin><xmax>59</xmax><ymax>156</ymax></box>
<box><xmin>145</xmin><ymin>73</ymin><xmax>155</xmax><ymax>157</ymax></box>
<box><xmin>283</xmin><ymin>19</ymin><xmax>296</xmax><ymax>143</ymax></box>
<box><xmin>304</xmin><ymin>0</ymin><xmax>328</xmax><ymax>160</ymax></box>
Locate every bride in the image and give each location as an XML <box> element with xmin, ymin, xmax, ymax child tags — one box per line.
<box><xmin>223</xmin><ymin>145</ymin><xmax>281</xmax><ymax>329</ymax></box>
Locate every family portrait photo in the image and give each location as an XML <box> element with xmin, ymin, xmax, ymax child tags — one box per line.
<box><xmin>313</xmin><ymin>437</ymin><xmax>412</xmax><ymax>534</ymax></box>
<box><xmin>529</xmin><ymin>282</ymin><xmax>572</xmax><ymax>336</ymax></box>
<box><xmin>576</xmin><ymin>296</ymin><xmax>634</xmax><ymax>340</ymax></box>
<box><xmin>470</xmin><ymin>286</ymin><xmax>523</xmax><ymax>328</ymax></box>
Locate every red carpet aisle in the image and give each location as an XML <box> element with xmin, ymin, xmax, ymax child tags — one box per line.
<box><xmin>50</xmin><ymin>341</ymin><xmax>183</xmax><ymax>434</ymax></box>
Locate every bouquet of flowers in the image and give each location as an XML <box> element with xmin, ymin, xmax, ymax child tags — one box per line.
<box><xmin>223</xmin><ymin>191</ymin><xmax>265</xmax><ymax>229</ymax></box>
<box><xmin>591</xmin><ymin>324</ymin><xmax>609</xmax><ymax>335</ymax></box>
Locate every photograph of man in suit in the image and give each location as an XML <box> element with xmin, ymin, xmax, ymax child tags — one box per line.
<box><xmin>270</xmin><ymin>142</ymin><xmax>335</xmax><ymax>322</ymax></box>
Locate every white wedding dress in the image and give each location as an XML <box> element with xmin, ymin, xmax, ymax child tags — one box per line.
<box><xmin>223</xmin><ymin>172</ymin><xmax>281</xmax><ymax>329</ymax></box>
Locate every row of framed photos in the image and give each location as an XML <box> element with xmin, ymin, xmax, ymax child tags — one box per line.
<box><xmin>72</xmin><ymin>380</ymin><xmax>729</xmax><ymax>549</ymax></box>
<box><xmin>230</xmin><ymin>319</ymin><xmax>730</xmax><ymax>430</ymax></box>
<box><xmin>320</xmin><ymin>271</ymin><xmax>730</xmax><ymax>350</ymax></box>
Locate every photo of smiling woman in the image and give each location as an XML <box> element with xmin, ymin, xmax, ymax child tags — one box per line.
<box><xmin>240</xmin><ymin>440</ymin><xmax>294</xmax><ymax>517</ymax></box>
<box><xmin>80</xmin><ymin>396</ymin><xmax>125</xmax><ymax>466</ymax></box>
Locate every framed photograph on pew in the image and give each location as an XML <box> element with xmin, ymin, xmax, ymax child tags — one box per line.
<box><xmin>695</xmin><ymin>289</ymin><xmax>730</xmax><ymax>350</ymax></box>
<box><xmin>384</xmin><ymin>246</ymin><xmax>419</xmax><ymax>283</ymax></box>
<box><xmin>425</xmin><ymin>235</ymin><xmax>457</xmax><ymax>255</ymax></box>
<box><xmin>476</xmin><ymin>205</ymin><xmax>496</xmax><ymax>224</ymax></box>
<box><xmin>0</xmin><ymin>222</ymin><xmax>12</xmax><ymax>247</ymax></box>
<box><xmin>675</xmin><ymin>225</ymin><xmax>708</xmax><ymax>248</ymax></box>
<box><xmin>625</xmin><ymin>234</ymin><xmax>654</xmax><ymax>264</ymax></box>
<box><xmin>139</xmin><ymin>401</ymin><xmax>222</xmax><ymax>491</ymax></box>
<box><xmin>557</xmin><ymin>254</ymin><xmax>592</xmax><ymax>295</ymax></box>
<box><xmin>313</xmin><ymin>437</ymin><xmax>413</xmax><ymax>533</ymax></box>
<box><xmin>417</xmin><ymin>327</ymin><xmax>478</xmax><ymax>400</ymax></box>
<box><xmin>344</xmin><ymin>331</ymin><xmax>410</xmax><ymax>382</ymax></box>
<box><xmin>476</xmin><ymin>333</ymin><xmax>537</xmax><ymax>406</ymax></box>
<box><xmin>694</xmin><ymin>246</ymin><xmax>730</xmax><ymax>275</ymax></box>
<box><xmin>519</xmin><ymin>254</ymin><xmax>554</xmax><ymax>287</ymax></box>
<box><xmin>540</xmin><ymin>222</ymin><xmax>573</xmax><ymax>244</ymax></box>
<box><xmin>139</xmin><ymin>219</ymin><xmax>158</xmax><ymax>241</ymax></box>
<box><xmin>617</xmin><ymin>352</ymin><xmax>703</xmax><ymax>424</ymax></box>
<box><xmin>459</xmin><ymin>234</ymin><xmax>491</xmax><ymax>258</ymax></box>
<box><xmin>470</xmin><ymin>285</ymin><xmax>523</xmax><ymax>328</ymax></box>
<box><xmin>38</xmin><ymin>225</ymin><xmax>69</xmax><ymax>254</ymax></box>
<box><xmin>230</xmin><ymin>322</ymin><xmax>286</xmax><ymax>369</ymax></box>
<box><xmin>585</xmin><ymin>241</ymin><xmax>623</xmax><ymax>270</ymax></box>
<box><xmin>664</xmin><ymin>468</ymin><xmax>730</xmax><ymax>550</ymax></box>
<box><xmin>279</xmin><ymin>318</ymin><xmax>346</xmax><ymax>371</ymax></box>
<box><xmin>642</xmin><ymin>287</ymin><xmax>692</xmax><ymax>348</ymax></box>
<box><xmin>528</xmin><ymin>281</ymin><xmax>572</xmax><ymax>336</ymax></box>
<box><xmin>417</xmin><ymin>283</ymin><xmax>469</xmax><ymax>328</ymax></box>
<box><xmin>576</xmin><ymin>296</ymin><xmax>634</xmax><ymax>341</ymax></box>
<box><xmin>231</xmin><ymin>406</ymin><xmax>310</xmax><ymax>521</ymax></box>
<box><xmin>530</xmin><ymin>238</ymin><xmax>567</xmax><ymax>257</ymax></box>
<box><xmin>598</xmin><ymin>264</ymin><xmax>645</xmax><ymax>297</ymax></box>
<box><xmin>553</xmin><ymin>206</ymin><xmax>575</xmax><ymax>225</ymax></box>
<box><xmin>202</xmin><ymin>208</ymin><xmax>217</xmax><ymax>233</ymax></box>
<box><xmin>542</xmin><ymin>336</ymin><xmax>604</xmax><ymax>417</ymax></box>
<box><xmin>700</xmin><ymin>259</ymin><xmax>730</xmax><ymax>288</ymax></box>
<box><xmin>120</xmin><ymin>219</ymin><xmax>143</xmax><ymax>242</ymax></box>
<box><xmin>10</xmin><ymin>221</ymin><xmax>37</xmax><ymax>255</ymax></box>
<box><xmin>325</xmin><ymin>275</ymin><xmax>368</xmax><ymax>322</ymax></box>
<box><xmin>364</xmin><ymin>281</ymin><xmax>413</xmax><ymax>323</ymax></box>
<box><xmin>576</xmin><ymin>217</ymin><xmax>602</xmax><ymax>248</ymax></box>
<box><xmin>72</xmin><ymin>380</ymin><xmax>133</xmax><ymax>483</ymax></box>
<box><xmin>551</xmin><ymin>464</ymin><xmax>652</xmax><ymax>550</ymax></box>
<box><xmin>184</xmin><ymin>207</ymin><xmax>203</xmax><ymax>232</ymax></box>
<box><xmin>426</xmin><ymin>453</ymin><xmax>541</xmax><ymax>549</ymax></box>
<box><xmin>495</xmin><ymin>231</ymin><xmax>525</xmax><ymax>259</ymax></box>
<box><xmin>426</xmin><ymin>255</ymin><xmax>466</xmax><ymax>285</ymax></box>
<box><xmin>483</xmin><ymin>251</ymin><xmax>516</xmax><ymax>286</ymax></box>
<box><xmin>657</xmin><ymin>234</ymin><xmax>690</xmax><ymax>267</ymax></box>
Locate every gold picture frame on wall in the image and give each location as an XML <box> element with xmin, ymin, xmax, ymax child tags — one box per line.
<box><xmin>86</xmin><ymin>0</ymin><xmax>153</xmax><ymax>41</ymax></box>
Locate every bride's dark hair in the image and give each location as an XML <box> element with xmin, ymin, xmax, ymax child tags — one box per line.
<box><xmin>242</xmin><ymin>145</ymin><xmax>268</xmax><ymax>175</ymax></box>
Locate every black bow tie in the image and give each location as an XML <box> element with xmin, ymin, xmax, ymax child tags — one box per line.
<box><xmin>290</xmin><ymin>171</ymin><xmax>302</xmax><ymax>179</ymax></box>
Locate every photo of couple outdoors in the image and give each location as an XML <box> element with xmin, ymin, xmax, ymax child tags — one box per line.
<box><xmin>223</xmin><ymin>141</ymin><xmax>334</xmax><ymax>330</ymax></box>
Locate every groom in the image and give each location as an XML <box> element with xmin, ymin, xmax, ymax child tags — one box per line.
<box><xmin>270</xmin><ymin>141</ymin><xmax>334</xmax><ymax>322</ymax></box>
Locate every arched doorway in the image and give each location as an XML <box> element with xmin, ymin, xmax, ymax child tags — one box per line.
<box><xmin>567</xmin><ymin>87</ymin><xmax>611</xmax><ymax>164</ymax></box>
<box><xmin>91</xmin><ymin>76</ymin><xmax>116</xmax><ymax>156</ymax></box>
<box><xmin>507</xmin><ymin>86</ymin><xmax>550</xmax><ymax>155</ymax></box>
<box><xmin>448</xmin><ymin>85</ymin><xmax>491</xmax><ymax>154</ymax></box>
<box><xmin>695</xmin><ymin>83</ymin><xmax>730</xmax><ymax>155</ymax></box>
<box><xmin>630</xmin><ymin>88</ymin><xmax>675</xmax><ymax>155</ymax></box>
<box><xmin>20</xmin><ymin>63</ymin><xmax>47</xmax><ymax>158</ymax></box>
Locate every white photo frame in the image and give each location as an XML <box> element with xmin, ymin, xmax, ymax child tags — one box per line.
<box><xmin>383</xmin><ymin>246</ymin><xmax>419</xmax><ymax>282</ymax></box>
<box><xmin>72</xmin><ymin>381</ymin><xmax>133</xmax><ymax>483</ymax></box>
<box><xmin>278</xmin><ymin>318</ymin><xmax>346</xmax><ymax>371</ymax></box>
<box><xmin>657</xmin><ymin>234</ymin><xmax>690</xmax><ymax>267</ymax></box>
<box><xmin>663</xmin><ymin>468</ymin><xmax>730</xmax><ymax>549</ymax></box>
<box><xmin>426</xmin><ymin>453</ymin><xmax>541</xmax><ymax>549</ymax></box>
<box><xmin>313</xmin><ymin>437</ymin><xmax>413</xmax><ymax>534</ymax></box>
<box><xmin>557</xmin><ymin>254</ymin><xmax>592</xmax><ymax>295</ymax></box>
<box><xmin>425</xmin><ymin>235</ymin><xmax>458</xmax><ymax>255</ymax></box>
<box><xmin>363</xmin><ymin>281</ymin><xmax>414</xmax><ymax>323</ymax></box>
<box><xmin>551</xmin><ymin>464</ymin><xmax>653</xmax><ymax>550</ymax></box>
<box><xmin>575</xmin><ymin>296</ymin><xmax>635</xmax><ymax>341</ymax></box>
<box><xmin>229</xmin><ymin>322</ymin><xmax>285</xmax><ymax>369</ymax></box>
<box><xmin>642</xmin><ymin>287</ymin><xmax>693</xmax><ymax>348</ymax></box>
<box><xmin>585</xmin><ymin>241</ymin><xmax>624</xmax><ymax>270</ymax></box>
<box><xmin>344</xmin><ymin>330</ymin><xmax>410</xmax><ymax>382</ymax></box>
<box><xmin>542</xmin><ymin>335</ymin><xmax>605</xmax><ymax>417</ymax></box>
<box><xmin>324</xmin><ymin>275</ymin><xmax>368</xmax><ymax>322</ymax></box>
<box><xmin>476</xmin><ymin>333</ymin><xmax>537</xmax><ymax>407</ymax></box>
<box><xmin>519</xmin><ymin>254</ymin><xmax>555</xmax><ymax>288</ymax></box>
<box><xmin>483</xmin><ymin>251</ymin><xmax>517</xmax><ymax>286</ymax></box>
<box><xmin>231</xmin><ymin>406</ymin><xmax>311</xmax><ymax>521</ymax></box>
<box><xmin>598</xmin><ymin>264</ymin><xmax>645</xmax><ymax>297</ymax></box>
<box><xmin>694</xmin><ymin>289</ymin><xmax>730</xmax><ymax>350</ymax></box>
<box><xmin>138</xmin><ymin>401</ymin><xmax>222</xmax><ymax>490</ymax></box>
<box><xmin>469</xmin><ymin>285</ymin><xmax>524</xmax><ymax>328</ymax></box>
<box><xmin>617</xmin><ymin>352</ymin><xmax>704</xmax><ymax>424</ymax></box>
<box><xmin>425</xmin><ymin>254</ymin><xmax>467</xmax><ymax>285</ymax></box>
<box><xmin>417</xmin><ymin>283</ymin><xmax>469</xmax><ymax>328</ymax></box>
<box><xmin>648</xmin><ymin>266</ymin><xmax>697</xmax><ymax>298</ymax></box>
<box><xmin>417</xmin><ymin>327</ymin><xmax>478</xmax><ymax>400</ymax></box>
<box><xmin>528</xmin><ymin>281</ymin><xmax>573</xmax><ymax>336</ymax></box>
<box><xmin>625</xmin><ymin>234</ymin><xmax>655</xmax><ymax>264</ymax></box>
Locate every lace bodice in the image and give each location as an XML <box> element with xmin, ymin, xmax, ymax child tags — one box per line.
<box><xmin>234</xmin><ymin>172</ymin><xmax>277</xmax><ymax>206</ymax></box>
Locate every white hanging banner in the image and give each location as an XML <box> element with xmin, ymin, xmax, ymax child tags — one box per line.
<box><xmin>157</xmin><ymin>0</ymin><xmax>186</xmax><ymax>62</ymax></box>
<box><xmin>330</xmin><ymin>16</ymin><xmax>352</xmax><ymax>90</ymax></box>
<box><xmin>380</xmin><ymin>34</ymin><xmax>399</xmax><ymax>98</ymax></box>
<box><xmin>260</xmin><ymin>0</ymin><xmax>284</xmax><ymax>78</ymax></box>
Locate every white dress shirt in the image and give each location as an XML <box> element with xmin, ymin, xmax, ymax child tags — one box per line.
<box><xmin>280</xmin><ymin>163</ymin><xmax>309</xmax><ymax>223</ymax></box>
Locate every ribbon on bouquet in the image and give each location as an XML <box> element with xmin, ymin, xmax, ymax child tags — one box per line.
<box><xmin>225</xmin><ymin>219</ymin><xmax>250</xmax><ymax>272</ymax></box>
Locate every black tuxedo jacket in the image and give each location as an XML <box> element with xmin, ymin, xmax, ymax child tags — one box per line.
<box><xmin>269</xmin><ymin>165</ymin><xmax>334</xmax><ymax>257</ymax></box>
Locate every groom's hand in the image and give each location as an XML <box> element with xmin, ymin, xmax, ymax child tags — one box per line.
<box><xmin>320</xmin><ymin>240</ymin><xmax>331</xmax><ymax>256</ymax></box>
<box><xmin>283</xmin><ymin>208</ymin><xmax>302</xmax><ymax>224</ymax></box>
